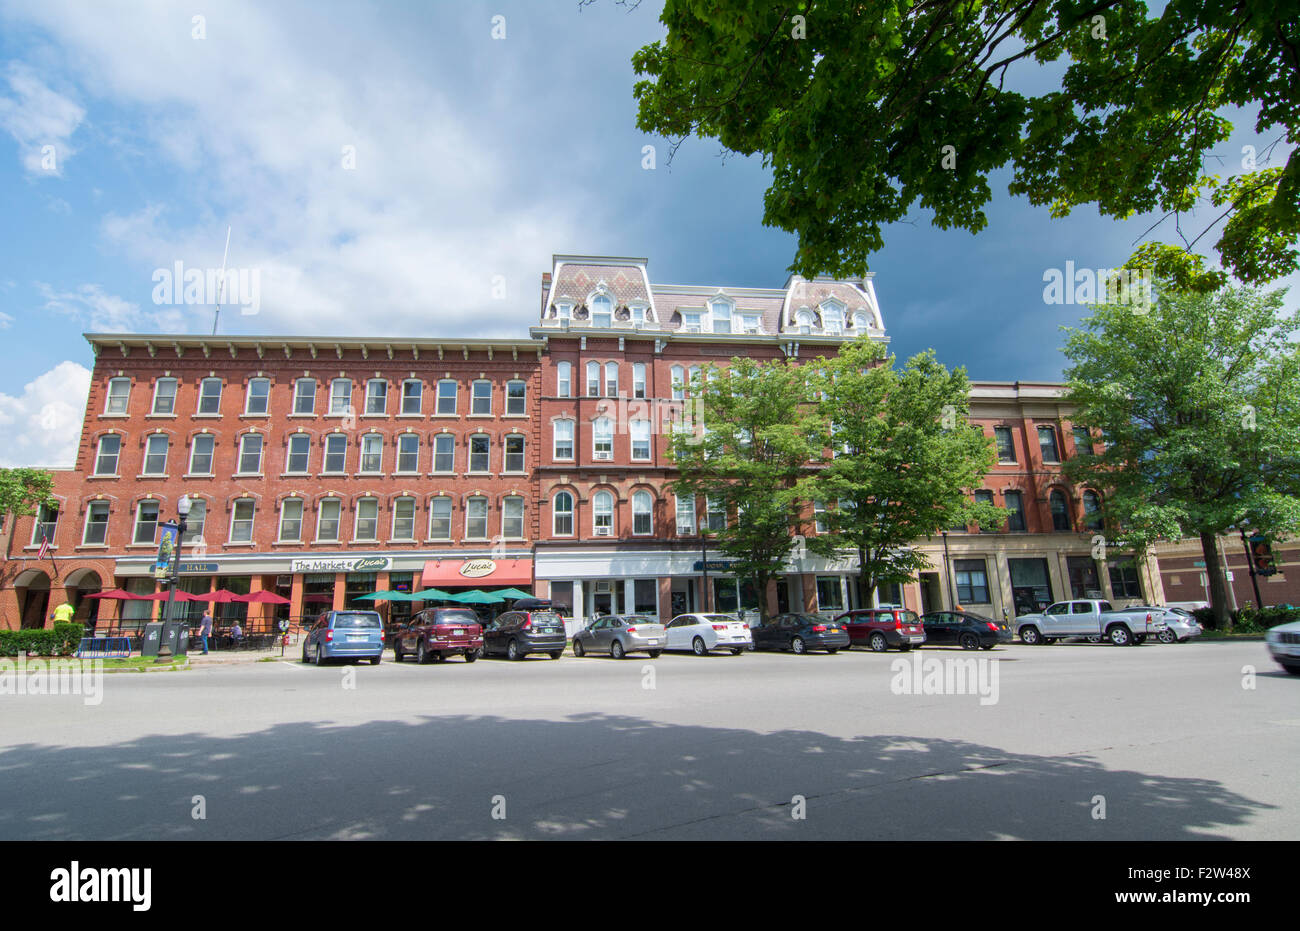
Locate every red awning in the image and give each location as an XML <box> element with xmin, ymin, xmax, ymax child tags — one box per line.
<box><xmin>420</xmin><ymin>558</ymin><xmax>532</xmax><ymax>588</ymax></box>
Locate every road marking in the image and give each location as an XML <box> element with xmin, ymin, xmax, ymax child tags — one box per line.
<box><xmin>278</xmin><ymin>661</ymin><xmax>304</xmax><ymax>670</ymax></box>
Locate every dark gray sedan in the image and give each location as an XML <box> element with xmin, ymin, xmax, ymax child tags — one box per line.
<box><xmin>751</xmin><ymin>614</ymin><xmax>850</xmax><ymax>654</ymax></box>
<box><xmin>572</xmin><ymin>615</ymin><xmax>666</xmax><ymax>659</ymax></box>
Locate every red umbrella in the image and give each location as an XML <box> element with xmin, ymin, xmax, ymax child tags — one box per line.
<box><xmin>85</xmin><ymin>589</ymin><xmax>143</xmax><ymax>600</ymax></box>
<box><xmin>234</xmin><ymin>591</ymin><xmax>291</xmax><ymax>605</ymax></box>
<box><xmin>190</xmin><ymin>589</ymin><xmax>241</xmax><ymax>603</ymax></box>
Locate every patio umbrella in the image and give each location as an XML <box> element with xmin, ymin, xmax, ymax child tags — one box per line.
<box><xmin>353</xmin><ymin>590</ymin><xmax>403</xmax><ymax>602</ymax></box>
<box><xmin>407</xmin><ymin>588</ymin><xmax>451</xmax><ymax>601</ymax></box>
<box><xmin>234</xmin><ymin>590</ymin><xmax>290</xmax><ymax>604</ymax></box>
<box><xmin>445</xmin><ymin>590</ymin><xmax>506</xmax><ymax>604</ymax></box>
<box><xmin>140</xmin><ymin>590</ymin><xmax>201</xmax><ymax>601</ymax></box>
<box><xmin>190</xmin><ymin>589</ymin><xmax>242</xmax><ymax>603</ymax></box>
<box><xmin>85</xmin><ymin>589</ymin><xmax>143</xmax><ymax>600</ymax></box>
<box><xmin>493</xmin><ymin>587</ymin><xmax>534</xmax><ymax>600</ymax></box>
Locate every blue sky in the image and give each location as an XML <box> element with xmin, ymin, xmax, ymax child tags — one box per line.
<box><xmin>1</xmin><ymin>0</ymin><xmax>1294</xmax><ymax>467</ymax></box>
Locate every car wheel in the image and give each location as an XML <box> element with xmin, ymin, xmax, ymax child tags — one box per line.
<box><xmin>369</xmin><ymin>654</ymin><xmax>381</xmax><ymax>665</ymax></box>
<box><xmin>692</xmin><ymin>636</ymin><xmax>707</xmax><ymax>656</ymax></box>
<box><xmin>869</xmin><ymin>632</ymin><xmax>888</xmax><ymax>653</ymax></box>
<box><xmin>507</xmin><ymin>639</ymin><xmax>522</xmax><ymax>661</ymax></box>
<box><xmin>791</xmin><ymin>636</ymin><xmax>806</xmax><ymax>654</ymax></box>
<box><xmin>416</xmin><ymin>641</ymin><xmax>429</xmax><ymax>664</ymax></box>
<box><xmin>1020</xmin><ymin>626</ymin><xmax>1041</xmax><ymax>645</ymax></box>
<box><xmin>611</xmin><ymin>639</ymin><xmax>626</xmax><ymax>660</ymax></box>
<box><xmin>464</xmin><ymin>650</ymin><xmax>478</xmax><ymax>663</ymax></box>
<box><xmin>392</xmin><ymin>642</ymin><xmax>403</xmax><ymax>662</ymax></box>
<box><xmin>1283</xmin><ymin>664</ymin><xmax>1300</xmax><ymax>676</ymax></box>
<box><xmin>959</xmin><ymin>633</ymin><xmax>980</xmax><ymax>651</ymax></box>
<box><xmin>648</xmin><ymin>650</ymin><xmax>662</xmax><ymax>658</ymax></box>
<box><xmin>548</xmin><ymin>651</ymin><xmax>562</xmax><ymax>660</ymax></box>
<box><xmin>301</xmin><ymin>643</ymin><xmax>310</xmax><ymax>664</ymax></box>
<box><xmin>730</xmin><ymin>647</ymin><xmax>743</xmax><ymax>656</ymax></box>
<box><xmin>1086</xmin><ymin>636</ymin><xmax>1101</xmax><ymax>643</ymax></box>
<box><xmin>1107</xmin><ymin>625</ymin><xmax>1131</xmax><ymax>646</ymax></box>
<box><xmin>572</xmin><ymin>639</ymin><xmax>585</xmax><ymax>657</ymax></box>
<box><xmin>1134</xmin><ymin>634</ymin><xmax>1147</xmax><ymax>644</ymax></box>
<box><xmin>1043</xmin><ymin>637</ymin><xmax>1057</xmax><ymax>644</ymax></box>
<box><xmin>827</xmin><ymin>648</ymin><xmax>838</xmax><ymax>655</ymax></box>
<box><xmin>979</xmin><ymin>644</ymin><xmax>995</xmax><ymax>650</ymax></box>
<box><xmin>1158</xmin><ymin>628</ymin><xmax>1176</xmax><ymax>644</ymax></box>
<box><xmin>313</xmin><ymin>643</ymin><xmax>325</xmax><ymax>666</ymax></box>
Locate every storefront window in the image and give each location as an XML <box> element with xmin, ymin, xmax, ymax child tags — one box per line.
<box><xmin>954</xmin><ymin>559</ymin><xmax>990</xmax><ymax>603</ymax></box>
<box><xmin>1108</xmin><ymin>560</ymin><xmax>1143</xmax><ymax>599</ymax></box>
<box><xmin>389</xmin><ymin>571</ymin><xmax>414</xmax><ymax>624</ymax></box>
<box><xmin>713</xmin><ymin>577</ymin><xmax>739</xmax><ymax>614</ymax></box>
<box><xmin>634</xmin><ymin>579</ymin><xmax>657</xmax><ymax>615</ymax></box>
<box><xmin>550</xmin><ymin>581</ymin><xmax>574</xmax><ymax>617</ymax></box>
<box><xmin>1067</xmin><ymin>556</ymin><xmax>1102</xmax><ymax>599</ymax></box>
<box><xmin>345</xmin><ymin>572</ymin><xmax>377</xmax><ymax>609</ymax></box>
<box><xmin>1009</xmin><ymin>558</ymin><xmax>1052</xmax><ymax>614</ymax></box>
<box><xmin>816</xmin><ymin>576</ymin><xmax>844</xmax><ymax>612</ymax></box>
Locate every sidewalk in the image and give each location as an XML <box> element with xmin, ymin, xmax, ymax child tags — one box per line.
<box><xmin>185</xmin><ymin>644</ymin><xmax>300</xmax><ymax>665</ymax></box>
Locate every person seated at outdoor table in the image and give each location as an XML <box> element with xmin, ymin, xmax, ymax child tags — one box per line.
<box><xmin>230</xmin><ymin>621</ymin><xmax>244</xmax><ymax>645</ymax></box>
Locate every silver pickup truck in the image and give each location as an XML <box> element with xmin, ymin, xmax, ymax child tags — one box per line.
<box><xmin>1015</xmin><ymin>599</ymin><xmax>1168</xmax><ymax>646</ymax></box>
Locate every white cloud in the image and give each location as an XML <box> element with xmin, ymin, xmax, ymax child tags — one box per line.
<box><xmin>0</xmin><ymin>361</ymin><xmax>91</xmax><ymax>467</ymax></box>
<box><xmin>3</xmin><ymin>0</ymin><xmax>598</xmax><ymax>337</ymax></box>
<box><xmin>0</xmin><ymin>311</ymin><xmax>13</xmax><ymax>329</ymax></box>
<box><xmin>0</xmin><ymin>61</ymin><xmax>84</xmax><ymax>175</ymax></box>
<box><xmin>35</xmin><ymin>281</ymin><xmax>187</xmax><ymax>333</ymax></box>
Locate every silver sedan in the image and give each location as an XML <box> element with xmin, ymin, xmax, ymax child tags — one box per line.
<box><xmin>1158</xmin><ymin>607</ymin><xmax>1204</xmax><ymax>643</ymax></box>
<box><xmin>572</xmin><ymin>615</ymin><xmax>667</xmax><ymax>659</ymax></box>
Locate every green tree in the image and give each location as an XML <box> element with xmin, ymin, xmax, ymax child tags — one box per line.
<box><xmin>804</xmin><ymin>339</ymin><xmax>1003</xmax><ymax>606</ymax></box>
<box><xmin>632</xmin><ymin>1</ymin><xmax>1299</xmax><ymax>288</ymax></box>
<box><xmin>668</xmin><ymin>357</ymin><xmax>825</xmax><ymax>620</ymax></box>
<box><xmin>1061</xmin><ymin>282</ymin><xmax>1300</xmax><ymax>628</ymax></box>
<box><xmin>0</xmin><ymin>468</ymin><xmax>55</xmax><ymax>526</ymax></box>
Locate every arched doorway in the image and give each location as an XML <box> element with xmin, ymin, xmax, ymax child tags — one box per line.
<box><xmin>63</xmin><ymin>568</ymin><xmax>104</xmax><ymax>630</ymax></box>
<box><xmin>14</xmin><ymin>569</ymin><xmax>51</xmax><ymax>629</ymax></box>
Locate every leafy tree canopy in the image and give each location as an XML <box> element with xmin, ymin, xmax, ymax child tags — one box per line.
<box><xmin>0</xmin><ymin>468</ymin><xmax>55</xmax><ymax>521</ymax></box>
<box><xmin>633</xmin><ymin>0</ymin><xmax>1299</xmax><ymax>288</ymax></box>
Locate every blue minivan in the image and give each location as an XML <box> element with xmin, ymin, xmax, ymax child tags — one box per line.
<box><xmin>302</xmin><ymin>610</ymin><xmax>385</xmax><ymax>665</ymax></box>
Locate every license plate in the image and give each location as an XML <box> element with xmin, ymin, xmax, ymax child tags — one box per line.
<box><xmin>646</xmin><ymin>639</ymin><xmax>659</xmax><ymax>644</ymax></box>
<box><xmin>452</xmin><ymin>629</ymin><xmax>465</xmax><ymax>636</ymax></box>
<box><xmin>348</xmin><ymin>635</ymin><xmax>367</xmax><ymax>642</ymax></box>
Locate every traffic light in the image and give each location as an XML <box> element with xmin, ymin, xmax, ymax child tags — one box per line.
<box><xmin>1249</xmin><ymin>535</ymin><xmax>1277</xmax><ymax>577</ymax></box>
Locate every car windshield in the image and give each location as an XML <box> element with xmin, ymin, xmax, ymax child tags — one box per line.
<box><xmin>332</xmin><ymin>612</ymin><xmax>381</xmax><ymax>629</ymax></box>
<box><xmin>435</xmin><ymin>610</ymin><xmax>478</xmax><ymax>625</ymax></box>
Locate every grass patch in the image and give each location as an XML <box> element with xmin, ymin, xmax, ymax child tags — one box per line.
<box><xmin>1198</xmin><ymin>630</ymin><xmax>1267</xmax><ymax>641</ymax></box>
<box><xmin>90</xmin><ymin>656</ymin><xmax>194</xmax><ymax>672</ymax></box>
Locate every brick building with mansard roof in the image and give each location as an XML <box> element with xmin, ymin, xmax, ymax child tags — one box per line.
<box><xmin>1</xmin><ymin>254</ymin><xmax>1167</xmax><ymax>634</ymax></box>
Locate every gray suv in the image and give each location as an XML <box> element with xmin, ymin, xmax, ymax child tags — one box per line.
<box><xmin>483</xmin><ymin>603</ymin><xmax>567</xmax><ymax>660</ymax></box>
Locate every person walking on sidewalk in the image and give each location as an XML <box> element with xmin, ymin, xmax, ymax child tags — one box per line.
<box><xmin>199</xmin><ymin>611</ymin><xmax>213</xmax><ymax>655</ymax></box>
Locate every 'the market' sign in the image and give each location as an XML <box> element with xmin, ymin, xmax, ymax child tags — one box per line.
<box><xmin>291</xmin><ymin>556</ymin><xmax>391</xmax><ymax>574</ymax></box>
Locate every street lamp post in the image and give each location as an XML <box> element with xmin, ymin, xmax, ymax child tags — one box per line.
<box><xmin>156</xmin><ymin>494</ymin><xmax>191</xmax><ymax>662</ymax></box>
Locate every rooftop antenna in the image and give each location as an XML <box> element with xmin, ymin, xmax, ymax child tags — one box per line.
<box><xmin>211</xmin><ymin>225</ymin><xmax>232</xmax><ymax>336</ymax></box>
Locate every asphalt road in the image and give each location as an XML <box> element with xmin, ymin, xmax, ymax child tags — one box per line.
<box><xmin>1</xmin><ymin>640</ymin><xmax>1295</xmax><ymax>840</ymax></box>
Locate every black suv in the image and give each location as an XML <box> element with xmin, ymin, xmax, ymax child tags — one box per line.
<box><xmin>483</xmin><ymin>599</ymin><xmax>567</xmax><ymax>660</ymax></box>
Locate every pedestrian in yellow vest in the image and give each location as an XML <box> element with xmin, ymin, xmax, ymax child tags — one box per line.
<box><xmin>51</xmin><ymin>602</ymin><xmax>76</xmax><ymax>624</ymax></box>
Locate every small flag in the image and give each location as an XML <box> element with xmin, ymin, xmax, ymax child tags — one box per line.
<box><xmin>37</xmin><ymin>534</ymin><xmax>51</xmax><ymax>560</ymax></box>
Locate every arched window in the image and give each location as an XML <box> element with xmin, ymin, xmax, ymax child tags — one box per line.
<box><xmin>553</xmin><ymin>492</ymin><xmax>574</xmax><ymax>536</ymax></box>
<box><xmin>1083</xmin><ymin>490</ymin><xmax>1103</xmax><ymax>531</ymax></box>
<box><xmin>632</xmin><ymin>490</ymin><xmax>653</xmax><ymax>535</ymax></box>
<box><xmin>592</xmin><ymin>491</ymin><xmax>614</xmax><ymax>535</ymax></box>
<box><xmin>796</xmin><ymin>310</ymin><xmax>813</xmax><ymax>334</ymax></box>
<box><xmin>852</xmin><ymin>311</ymin><xmax>870</xmax><ymax>330</ymax></box>
<box><xmin>1050</xmin><ymin>489</ymin><xmax>1071</xmax><ymax>532</ymax></box>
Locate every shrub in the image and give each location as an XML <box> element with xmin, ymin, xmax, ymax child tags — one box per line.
<box><xmin>0</xmin><ymin>625</ymin><xmax>84</xmax><ymax>657</ymax></box>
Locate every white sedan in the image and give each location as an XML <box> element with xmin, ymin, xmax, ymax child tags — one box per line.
<box><xmin>665</xmin><ymin>614</ymin><xmax>753</xmax><ymax>655</ymax></box>
<box><xmin>1265</xmin><ymin>619</ymin><xmax>1300</xmax><ymax>675</ymax></box>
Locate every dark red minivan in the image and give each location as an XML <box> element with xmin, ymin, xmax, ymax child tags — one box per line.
<box><xmin>833</xmin><ymin>608</ymin><xmax>927</xmax><ymax>652</ymax></box>
<box><xmin>392</xmin><ymin>607</ymin><xmax>484</xmax><ymax>664</ymax></box>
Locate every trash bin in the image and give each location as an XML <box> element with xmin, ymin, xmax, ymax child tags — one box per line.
<box><xmin>140</xmin><ymin>622</ymin><xmax>164</xmax><ymax>657</ymax></box>
<box><xmin>166</xmin><ymin>623</ymin><xmax>190</xmax><ymax>656</ymax></box>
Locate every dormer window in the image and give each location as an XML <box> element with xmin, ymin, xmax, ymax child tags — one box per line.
<box><xmin>591</xmin><ymin>294</ymin><xmax>613</xmax><ymax>327</ymax></box>
<box><xmin>741</xmin><ymin>313</ymin><xmax>762</xmax><ymax>334</ymax></box>
<box><xmin>556</xmin><ymin>302</ymin><xmax>572</xmax><ymax>321</ymax></box>
<box><xmin>852</xmin><ymin>311</ymin><xmax>870</xmax><ymax>330</ymax></box>
<box><xmin>629</xmin><ymin>304</ymin><xmax>646</xmax><ymax>325</ymax></box>
<box><xmin>795</xmin><ymin>310</ymin><xmax>814</xmax><ymax>334</ymax></box>
<box><xmin>820</xmin><ymin>300</ymin><xmax>845</xmax><ymax>335</ymax></box>
<box><xmin>709</xmin><ymin>299</ymin><xmax>733</xmax><ymax>334</ymax></box>
<box><xmin>681</xmin><ymin>310</ymin><xmax>703</xmax><ymax>333</ymax></box>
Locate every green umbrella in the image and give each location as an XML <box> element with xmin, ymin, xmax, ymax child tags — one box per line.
<box><xmin>444</xmin><ymin>590</ymin><xmax>506</xmax><ymax>604</ymax></box>
<box><xmin>493</xmin><ymin>587</ymin><xmax>534</xmax><ymax>600</ymax></box>
<box><xmin>354</xmin><ymin>590</ymin><xmax>407</xmax><ymax>602</ymax></box>
<box><xmin>407</xmin><ymin>588</ymin><xmax>451</xmax><ymax>601</ymax></box>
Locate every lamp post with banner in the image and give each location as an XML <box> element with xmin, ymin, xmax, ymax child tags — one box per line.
<box><xmin>155</xmin><ymin>495</ymin><xmax>191</xmax><ymax>662</ymax></box>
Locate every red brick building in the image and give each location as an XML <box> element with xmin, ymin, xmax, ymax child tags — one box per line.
<box><xmin>2</xmin><ymin>254</ymin><xmax>1184</xmax><ymax>633</ymax></box>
